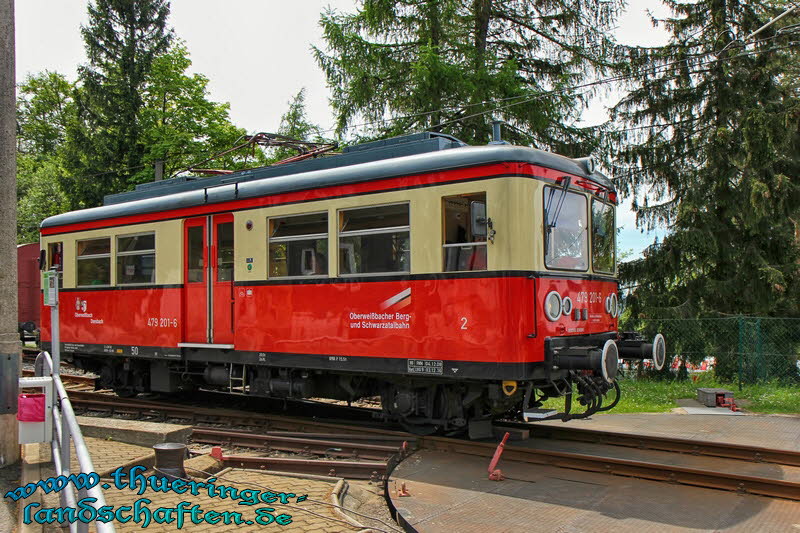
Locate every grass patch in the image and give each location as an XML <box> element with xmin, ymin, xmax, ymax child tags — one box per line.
<box><xmin>540</xmin><ymin>373</ymin><xmax>800</xmax><ymax>415</ymax></box>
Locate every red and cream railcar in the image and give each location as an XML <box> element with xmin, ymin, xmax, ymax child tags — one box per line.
<box><xmin>39</xmin><ymin>132</ymin><xmax>663</xmax><ymax>433</ymax></box>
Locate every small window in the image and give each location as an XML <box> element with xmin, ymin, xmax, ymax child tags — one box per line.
<box><xmin>77</xmin><ymin>237</ymin><xmax>111</xmax><ymax>286</ymax></box>
<box><xmin>47</xmin><ymin>242</ymin><xmax>63</xmax><ymax>287</ymax></box>
<box><xmin>544</xmin><ymin>188</ymin><xmax>588</xmax><ymax>271</ymax></box>
<box><xmin>443</xmin><ymin>193</ymin><xmax>487</xmax><ymax>271</ymax></box>
<box><xmin>186</xmin><ymin>226</ymin><xmax>204</xmax><ymax>283</ymax></box>
<box><xmin>216</xmin><ymin>222</ymin><xmax>234</xmax><ymax>282</ymax></box>
<box><xmin>592</xmin><ymin>200</ymin><xmax>615</xmax><ymax>274</ymax></box>
<box><xmin>268</xmin><ymin>213</ymin><xmax>328</xmax><ymax>278</ymax></box>
<box><xmin>116</xmin><ymin>233</ymin><xmax>155</xmax><ymax>285</ymax></box>
<box><xmin>339</xmin><ymin>204</ymin><xmax>410</xmax><ymax>275</ymax></box>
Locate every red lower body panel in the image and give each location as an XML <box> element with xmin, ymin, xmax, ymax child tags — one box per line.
<box><xmin>40</xmin><ymin>275</ymin><xmax>618</xmax><ymax>368</ymax></box>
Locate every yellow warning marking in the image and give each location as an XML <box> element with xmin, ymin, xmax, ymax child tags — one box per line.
<box><xmin>502</xmin><ymin>380</ymin><xmax>518</xmax><ymax>396</ymax></box>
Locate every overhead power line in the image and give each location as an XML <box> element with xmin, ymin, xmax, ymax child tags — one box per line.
<box><xmin>744</xmin><ymin>2</ymin><xmax>800</xmax><ymax>42</ymax></box>
<box><xmin>312</xmin><ymin>26</ymin><xmax>799</xmax><ymax>138</ymax></box>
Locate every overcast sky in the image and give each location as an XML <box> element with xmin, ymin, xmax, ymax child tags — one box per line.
<box><xmin>15</xmin><ymin>0</ymin><xmax>670</xmax><ymax>256</ymax></box>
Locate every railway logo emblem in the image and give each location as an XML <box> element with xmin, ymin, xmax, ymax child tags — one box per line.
<box><xmin>379</xmin><ymin>288</ymin><xmax>411</xmax><ymax>311</ymax></box>
<box><xmin>75</xmin><ymin>298</ymin><xmax>87</xmax><ymax>312</ymax></box>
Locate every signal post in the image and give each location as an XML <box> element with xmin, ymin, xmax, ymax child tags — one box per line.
<box><xmin>0</xmin><ymin>0</ymin><xmax>19</xmax><ymax>468</ymax></box>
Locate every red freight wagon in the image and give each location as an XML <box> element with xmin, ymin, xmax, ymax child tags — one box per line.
<box><xmin>17</xmin><ymin>242</ymin><xmax>41</xmax><ymax>339</ymax></box>
<box><xmin>39</xmin><ymin>132</ymin><xmax>664</xmax><ymax>434</ymax></box>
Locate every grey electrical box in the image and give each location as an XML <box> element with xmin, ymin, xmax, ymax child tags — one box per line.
<box><xmin>697</xmin><ymin>388</ymin><xmax>733</xmax><ymax>407</ymax></box>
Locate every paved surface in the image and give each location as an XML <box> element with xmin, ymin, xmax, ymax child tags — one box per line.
<box><xmin>390</xmin><ymin>450</ymin><xmax>800</xmax><ymax>533</ymax></box>
<box><xmin>16</xmin><ymin>436</ymin><xmax>369</xmax><ymax>532</ymax></box>
<box><xmin>0</xmin><ymin>464</ymin><xmax>21</xmax><ymax>533</ymax></box>
<box><xmin>100</xmin><ymin>468</ymin><xmax>361</xmax><ymax>532</ymax></box>
<box><xmin>390</xmin><ymin>413</ymin><xmax>800</xmax><ymax>532</ymax></box>
<box><xmin>68</xmin><ymin>436</ymin><xmax>154</xmax><ymax>476</ymax></box>
<box><xmin>536</xmin><ymin>412</ymin><xmax>800</xmax><ymax>451</ymax></box>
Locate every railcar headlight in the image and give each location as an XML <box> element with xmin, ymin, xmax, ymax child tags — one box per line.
<box><xmin>544</xmin><ymin>291</ymin><xmax>562</xmax><ymax>322</ymax></box>
<box><xmin>605</xmin><ymin>295</ymin><xmax>612</xmax><ymax>314</ymax></box>
<box><xmin>609</xmin><ymin>293</ymin><xmax>619</xmax><ymax>317</ymax></box>
<box><xmin>562</xmin><ymin>297</ymin><xmax>573</xmax><ymax>317</ymax></box>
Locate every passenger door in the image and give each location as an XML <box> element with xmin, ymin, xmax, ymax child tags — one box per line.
<box><xmin>181</xmin><ymin>214</ymin><xmax>234</xmax><ymax>347</ymax></box>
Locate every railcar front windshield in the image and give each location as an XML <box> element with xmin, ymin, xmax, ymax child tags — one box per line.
<box><xmin>544</xmin><ymin>188</ymin><xmax>588</xmax><ymax>271</ymax></box>
<box><xmin>591</xmin><ymin>200</ymin><xmax>615</xmax><ymax>274</ymax></box>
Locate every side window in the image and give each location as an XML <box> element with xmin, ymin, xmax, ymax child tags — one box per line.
<box><xmin>544</xmin><ymin>187</ymin><xmax>588</xmax><ymax>271</ymax></box>
<box><xmin>216</xmin><ymin>222</ymin><xmax>234</xmax><ymax>281</ymax></box>
<box><xmin>268</xmin><ymin>212</ymin><xmax>328</xmax><ymax>278</ymax></box>
<box><xmin>47</xmin><ymin>242</ymin><xmax>63</xmax><ymax>287</ymax></box>
<box><xmin>339</xmin><ymin>204</ymin><xmax>410</xmax><ymax>275</ymax></box>
<box><xmin>117</xmin><ymin>233</ymin><xmax>156</xmax><ymax>285</ymax></box>
<box><xmin>76</xmin><ymin>238</ymin><xmax>111</xmax><ymax>287</ymax></box>
<box><xmin>186</xmin><ymin>226</ymin><xmax>204</xmax><ymax>283</ymax></box>
<box><xmin>443</xmin><ymin>193</ymin><xmax>487</xmax><ymax>271</ymax></box>
<box><xmin>591</xmin><ymin>200</ymin><xmax>615</xmax><ymax>274</ymax></box>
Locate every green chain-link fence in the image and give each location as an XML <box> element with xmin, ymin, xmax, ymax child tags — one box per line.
<box><xmin>634</xmin><ymin>317</ymin><xmax>800</xmax><ymax>389</ymax></box>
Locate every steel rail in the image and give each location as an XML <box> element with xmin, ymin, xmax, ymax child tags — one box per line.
<box><xmin>416</xmin><ymin>436</ymin><xmax>800</xmax><ymax>501</ymax></box>
<box><xmin>497</xmin><ymin>423</ymin><xmax>800</xmax><ymax>467</ymax></box>
<box><xmin>21</xmin><ymin>368</ymin><xmax>96</xmax><ymax>387</ymax></box>
<box><xmin>250</xmin><ymin>431</ymin><xmax>416</xmax><ymax>445</ymax></box>
<box><xmin>191</xmin><ymin>427</ymin><xmax>406</xmax><ymax>461</ymax></box>
<box><xmin>216</xmin><ymin>454</ymin><xmax>388</xmax><ymax>480</ymax></box>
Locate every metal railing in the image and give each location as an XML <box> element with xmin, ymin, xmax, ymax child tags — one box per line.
<box><xmin>34</xmin><ymin>351</ymin><xmax>116</xmax><ymax>533</ymax></box>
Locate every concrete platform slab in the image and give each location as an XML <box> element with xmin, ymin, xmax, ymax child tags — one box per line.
<box><xmin>77</xmin><ymin>415</ymin><xmax>192</xmax><ymax>447</ymax></box>
<box><xmin>390</xmin><ymin>450</ymin><xmax>800</xmax><ymax>533</ymax></box>
<box><xmin>680</xmin><ymin>406</ymin><xmax>745</xmax><ymax>415</ymax></box>
<box><xmin>676</xmin><ymin>398</ymin><xmax>745</xmax><ymax>415</ymax></box>
<box><xmin>534</xmin><ymin>413</ymin><xmax>800</xmax><ymax>452</ymax></box>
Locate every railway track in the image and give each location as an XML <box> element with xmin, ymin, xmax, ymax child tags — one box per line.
<box><xmin>416</xmin><ymin>434</ymin><xmax>800</xmax><ymax>501</ymax></box>
<box><xmin>65</xmin><ymin>389</ymin><xmax>403</xmax><ymax>435</ymax></box>
<box><xmin>59</xmin><ymin>388</ymin><xmax>800</xmax><ymax>500</ymax></box>
<box><xmin>20</xmin><ymin>368</ymin><xmax>97</xmax><ymax>389</ymax></box>
<box><xmin>497</xmin><ymin>421</ymin><xmax>800</xmax><ymax>467</ymax></box>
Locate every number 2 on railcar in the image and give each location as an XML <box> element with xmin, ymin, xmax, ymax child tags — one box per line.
<box><xmin>38</xmin><ymin>132</ymin><xmax>664</xmax><ymax>435</ymax></box>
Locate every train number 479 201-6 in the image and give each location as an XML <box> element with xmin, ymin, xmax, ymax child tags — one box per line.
<box><xmin>146</xmin><ymin>317</ymin><xmax>178</xmax><ymax>328</ymax></box>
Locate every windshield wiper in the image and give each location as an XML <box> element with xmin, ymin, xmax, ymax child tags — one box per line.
<box><xmin>546</xmin><ymin>177</ymin><xmax>572</xmax><ymax>229</ymax></box>
<box><xmin>545</xmin><ymin>177</ymin><xmax>572</xmax><ymax>255</ymax></box>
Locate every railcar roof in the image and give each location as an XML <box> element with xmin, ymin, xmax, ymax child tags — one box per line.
<box><xmin>41</xmin><ymin>132</ymin><xmax>614</xmax><ymax>229</ymax></box>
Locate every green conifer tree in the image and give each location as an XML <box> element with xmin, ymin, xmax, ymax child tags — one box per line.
<box><xmin>62</xmin><ymin>0</ymin><xmax>173</xmax><ymax>208</ymax></box>
<box><xmin>315</xmin><ymin>0</ymin><xmax>625</xmax><ymax>152</ymax></box>
<box><xmin>612</xmin><ymin>1</ymin><xmax>800</xmax><ymax>318</ymax></box>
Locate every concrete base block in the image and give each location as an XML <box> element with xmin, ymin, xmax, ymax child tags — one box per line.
<box><xmin>77</xmin><ymin>416</ymin><xmax>192</xmax><ymax>447</ymax></box>
<box><xmin>492</xmin><ymin>426</ymin><xmax>530</xmax><ymax>441</ymax></box>
<box><xmin>184</xmin><ymin>454</ymin><xmax>224</xmax><ymax>479</ymax></box>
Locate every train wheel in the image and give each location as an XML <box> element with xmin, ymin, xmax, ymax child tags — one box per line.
<box><xmin>399</xmin><ymin>417</ymin><xmax>441</xmax><ymax>436</ymax></box>
<box><xmin>383</xmin><ymin>384</ymin><xmax>468</xmax><ymax>435</ymax></box>
<box><xmin>113</xmin><ymin>388</ymin><xmax>139</xmax><ymax>398</ymax></box>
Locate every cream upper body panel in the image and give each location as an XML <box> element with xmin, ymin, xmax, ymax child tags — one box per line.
<box><xmin>40</xmin><ymin>220</ymin><xmax>183</xmax><ymax>289</ymax></box>
<box><xmin>41</xmin><ymin>176</ymin><xmax>615</xmax><ymax>287</ymax></box>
